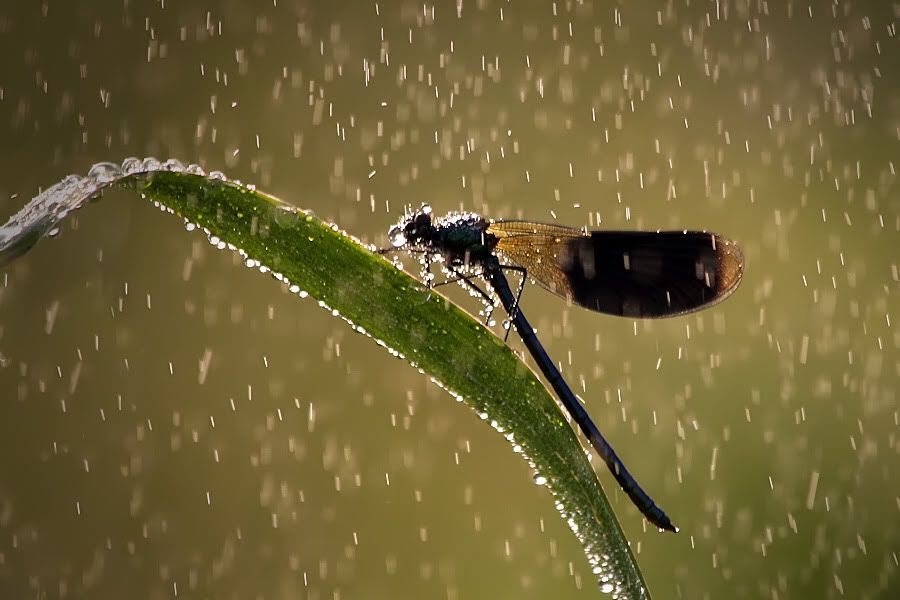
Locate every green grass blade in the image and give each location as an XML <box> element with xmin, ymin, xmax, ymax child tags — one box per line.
<box><xmin>124</xmin><ymin>170</ymin><xmax>652</xmax><ymax>598</ymax></box>
<box><xmin>121</xmin><ymin>169</ymin><xmax>649</xmax><ymax>597</ymax></box>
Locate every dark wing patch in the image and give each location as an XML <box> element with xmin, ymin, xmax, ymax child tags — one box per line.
<box><xmin>489</xmin><ymin>222</ymin><xmax>743</xmax><ymax>318</ymax></box>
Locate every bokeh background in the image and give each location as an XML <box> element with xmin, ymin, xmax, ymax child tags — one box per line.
<box><xmin>0</xmin><ymin>1</ymin><xmax>897</xmax><ymax>598</ymax></box>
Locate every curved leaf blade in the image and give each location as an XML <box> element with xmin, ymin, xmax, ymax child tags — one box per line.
<box><xmin>2</xmin><ymin>166</ymin><xmax>652</xmax><ymax>598</ymax></box>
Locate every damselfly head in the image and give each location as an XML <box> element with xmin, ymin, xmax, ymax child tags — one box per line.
<box><xmin>388</xmin><ymin>204</ymin><xmax>434</xmax><ymax>248</ymax></box>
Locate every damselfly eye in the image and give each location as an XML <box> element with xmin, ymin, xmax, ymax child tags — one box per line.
<box><xmin>388</xmin><ymin>224</ymin><xmax>407</xmax><ymax>247</ymax></box>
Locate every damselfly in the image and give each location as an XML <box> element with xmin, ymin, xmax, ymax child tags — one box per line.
<box><xmin>380</xmin><ymin>205</ymin><xmax>744</xmax><ymax>532</ymax></box>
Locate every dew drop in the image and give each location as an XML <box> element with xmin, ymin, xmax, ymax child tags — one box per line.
<box><xmin>121</xmin><ymin>157</ymin><xmax>142</xmax><ymax>174</ymax></box>
<box><xmin>161</xmin><ymin>158</ymin><xmax>185</xmax><ymax>172</ymax></box>
<box><xmin>62</xmin><ymin>174</ymin><xmax>85</xmax><ymax>185</ymax></box>
<box><xmin>141</xmin><ymin>157</ymin><xmax>161</xmax><ymax>171</ymax></box>
<box><xmin>87</xmin><ymin>162</ymin><xmax>123</xmax><ymax>184</ymax></box>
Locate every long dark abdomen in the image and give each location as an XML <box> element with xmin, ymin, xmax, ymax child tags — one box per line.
<box><xmin>483</xmin><ymin>259</ymin><xmax>677</xmax><ymax>532</ymax></box>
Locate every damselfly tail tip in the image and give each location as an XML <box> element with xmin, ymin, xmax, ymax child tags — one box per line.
<box><xmin>652</xmin><ymin>514</ymin><xmax>678</xmax><ymax>534</ymax></box>
<box><xmin>657</xmin><ymin>522</ymin><xmax>678</xmax><ymax>534</ymax></box>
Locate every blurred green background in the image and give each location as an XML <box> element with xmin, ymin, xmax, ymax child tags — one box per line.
<box><xmin>0</xmin><ymin>1</ymin><xmax>896</xmax><ymax>598</ymax></box>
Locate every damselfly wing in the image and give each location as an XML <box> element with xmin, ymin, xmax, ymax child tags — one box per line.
<box><xmin>487</xmin><ymin>221</ymin><xmax>743</xmax><ymax>318</ymax></box>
